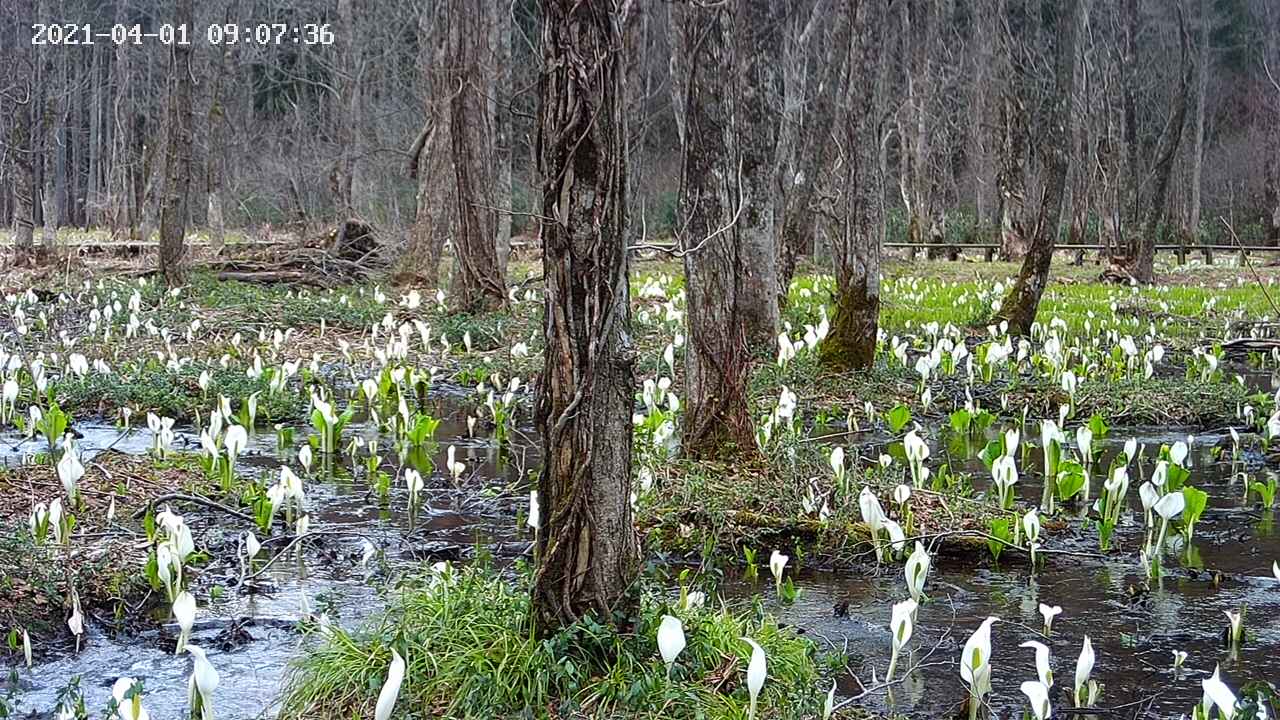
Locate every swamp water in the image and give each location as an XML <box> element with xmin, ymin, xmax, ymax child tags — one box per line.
<box><xmin>5</xmin><ymin>407</ymin><xmax>1279</xmax><ymax>719</ymax></box>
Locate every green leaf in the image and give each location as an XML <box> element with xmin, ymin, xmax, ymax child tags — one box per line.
<box><xmin>1181</xmin><ymin>486</ymin><xmax>1209</xmax><ymax>529</ymax></box>
<box><xmin>1087</xmin><ymin>413</ymin><xmax>1110</xmax><ymax>439</ymax></box>
<box><xmin>987</xmin><ymin>518</ymin><xmax>1012</xmax><ymax>562</ymax></box>
<box><xmin>885</xmin><ymin>404</ymin><xmax>912</xmax><ymax>434</ymax></box>
<box><xmin>1055</xmin><ymin>461</ymin><xmax>1086</xmax><ymax>502</ymax></box>
<box><xmin>979</xmin><ymin>439</ymin><xmax>1003</xmax><ymax>470</ymax></box>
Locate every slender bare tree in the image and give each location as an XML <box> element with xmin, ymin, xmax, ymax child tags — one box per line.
<box><xmin>157</xmin><ymin>0</ymin><xmax>195</xmax><ymax>285</ymax></box>
<box><xmin>1128</xmin><ymin>6</ymin><xmax>1193</xmax><ymax>283</ymax></box>
<box><xmin>994</xmin><ymin>0</ymin><xmax>1084</xmax><ymax>333</ymax></box>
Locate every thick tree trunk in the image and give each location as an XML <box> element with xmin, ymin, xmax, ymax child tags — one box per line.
<box><xmin>404</xmin><ymin>4</ymin><xmax>452</xmax><ymax>287</ymax></box>
<box><xmin>818</xmin><ymin>0</ymin><xmax>884</xmax><ymax>371</ymax></box>
<box><xmin>733</xmin><ymin>0</ymin><xmax>782</xmax><ymax>352</ymax></box>
<box><xmin>533</xmin><ymin>0</ymin><xmax>639</xmax><ymax>636</ymax></box>
<box><xmin>994</xmin><ymin>0</ymin><xmax>1081</xmax><ymax>333</ymax></box>
<box><xmin>407</xmin><ymin>120</ymin><xmax>452</xmax><ymax>287</ymax></box>
<box><xmin>447</xmin><ymin>0</ymin><xmax>507</xmax><ymax>312</ymax></box>
<box><xmin>158</xmin><ymin>0</ymin><xmax>194</xmax><ymax>286</ymax></box>
<box><xmin>672</xmin><ymin>2</ymin><xmax>757</xmax><ymax>458</ymax></box>
<box><xmin>1121</xmin><ymin>0</ymin><xmax>1141</xmax><ymax>243</ymax></box>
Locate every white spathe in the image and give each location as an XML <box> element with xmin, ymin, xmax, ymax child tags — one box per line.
<box><xmin>742</xmin><ymin>637</ymin><xmax>767</xmax><ymax>720</ymax></box>
<box><xmin>373</xmin><ymin>648</ymin><xmax>406</xmax><ymax>720</ymax></box>
<box><xmin>657</xmin><ymin>614</ymin><xmax>686</xmax><ymax>674</ymax></box>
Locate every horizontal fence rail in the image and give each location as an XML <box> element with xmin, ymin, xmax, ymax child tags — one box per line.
<box><xmin>883</xmin><ymin>242</ymin><xmax>1280</xmax><ymax>252</ymax></box>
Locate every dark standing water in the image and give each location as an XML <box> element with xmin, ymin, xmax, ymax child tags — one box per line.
<box><xmin>6</xmin><ymin>410</ymin><xmax>1278</xmax><ymax>719</ymax></box>
<box><xmin>725</xmin><ymin>426</ymin><xmax>1280</xmax><ymax>718</ymax></box>
<box><xmin>5</xmin><ymin>393</ymin><xmax>540</xmax><ymax>719</ymax></box>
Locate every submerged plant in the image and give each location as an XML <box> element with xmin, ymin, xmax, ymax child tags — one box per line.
<box><xmin>904</xmin><ymin>430</ymin><xmax>931</xmax><ymax>488</ymax></box>
<box><xmin>111</xmin><ymin>677</ymin><xmax>149</xmax><ymax>720</ymax></box>
<box><xmin>1019</xmin><ymin>640</ymin><xmax>1053</xmax><ymax>689</ymax></box>
<box><xmin>1199</xmin><ymin>665</ymin><xmax>1237</xmax><ymax>720</ymax></box>
<box><xmin>1180</xmin><ymin>486</ymin><xmax>1209</xmax><ymax>545</ymax></box>
<box><xmin>1224</xmin><ymin>609</ymin><xmax>1244</xmax><ymax>652</ymax></box>
<box><xmin>1251</xmin><ymin>474</ymin><xmax>1278</xmax><ymax>509</ymax></box>
<box><xmin>173</xmin><ymin>591</ymin><xmax>196</xmax><ymax>654</ymax></box>
<box><xmin>1039</xmin><ymin>421</ymin><xmax>1064</xmax><ymax>514</ymax></box>
<box><xmin>991</xmin><ymin>454</ymin><xmax>1018</xmax><ymax>509</ymax></box>
<box><xmin>310</xmin><ymin>391</ymin><xmax>354</xmax><ymax>455</ymax></box>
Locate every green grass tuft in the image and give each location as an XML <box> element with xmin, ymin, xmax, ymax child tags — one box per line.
<box><xmin>280</xmin><ymin>566</ymin><xmax>826</xmax><ymax>720</ymax></box>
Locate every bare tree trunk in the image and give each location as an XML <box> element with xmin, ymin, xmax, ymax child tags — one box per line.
<box><xmin>405</xmin><ymin>4</ymin><xmax>452</xmax><ymax>287</ymax></box>
<box><xmin>158</xmin><ymin>0</ymin><xmax>194</xmax><ymax>286</ymax></box>
<box><xmin>1268</xmin><ymin>123</ymin><xmax>1280</xmax><ymax>244</ymax></box>
<box><xmin>733</xmin><ymin>0</ymin><xmax>782</xmax><ymax>351</ymax></box>
<box><xmin>206</xmin><ymin>47</ymin><xmax>228</xmax><ymax>254</ymax></box>
<box><xmin>777</xmin><ymin>1</ymin><xmax>831</xmax><ymax>308</ymax></box>
<box><xmin>532</xmin><ymin>0</ymin><xmax>638</xmax><ymax>636</ymax></box>
<box><xmin>1131</xmin><ymin>8</ymin><xmax>1193</xmax><ymax>284</ymax></box>
<box><xmin>994</xmin><ymin>0</ymin><xmax>1082</xmax><ymax>334</ymax></box>
<box><xmin>108</xmin><ymin>0</ymin><xmax>135</xmax><ymax>241</ymax></box>
<box><xmin>447</xmin><ymin>0</ymin><xmax>507</xmax><ymax>312</ymax></box>
<box><xmin>407</xmin><ymin>118</ymin><xmax>452</xmax><ymax>287</ymax></box>
<box><xmin>818</xmin><ymin>0</ymin><xmax>884</xmax><ymax>371</ymax></box>
<box><xmin>38</xmin><ymin>50</ymin><xmax>56</xmax><ymax>260</ymax></box>
<box><xmin>331</xmin><ymin>0</ymin><xmax>358</xmax><ymax>216</ymax></box>
<box><xmin>1266</xmin><ymin>8</ymin><xmax>1280</xmax><ymax>246</ymax></box>
<box><xmin>995</xmin><ymin>0</ymin><xmax>1031</xmax><ymax>262</ymax></box>
<box><xmin>671</xmin><ymin>1</ymin><xmax>765</xmax><ymax>458</ymax></box>
<box><xmin>493</xmin><ymin>0</ymin><xmax>514</xmax><ymax>275</ymax></box>
<box><xmin>898</xmin><ymin>0</ymin><xmax>937</xmax><ymax>257</ymax></box>
<box><xmin>1188</xmin><ymin>0</ymin><xmax>1209</xmax><ymax>252</ymax></box>
<box><xmin>10</xmin><ymin>94</ymin><xmax>36</xmax><ymax>266</ymax></box>
<box><xmin>1121</xmin><ymin>0</ymin><xmax>1141</xmax><ymax>242</ymax></box>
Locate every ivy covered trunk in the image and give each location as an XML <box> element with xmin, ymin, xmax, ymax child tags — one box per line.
<box><xmin>818</xmin><ymin>0</ymin><xmax>884</xmax><ymax>372</ymax></box>
<box><xmin>532</xmin><ymin>0</ymin><xmax>639</xmax><ymax>636</ymax></box>
<box><xmin>994</xmin><ymin>0</ymin><xmax>1081</xmax><ymax>333</ymax></box>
